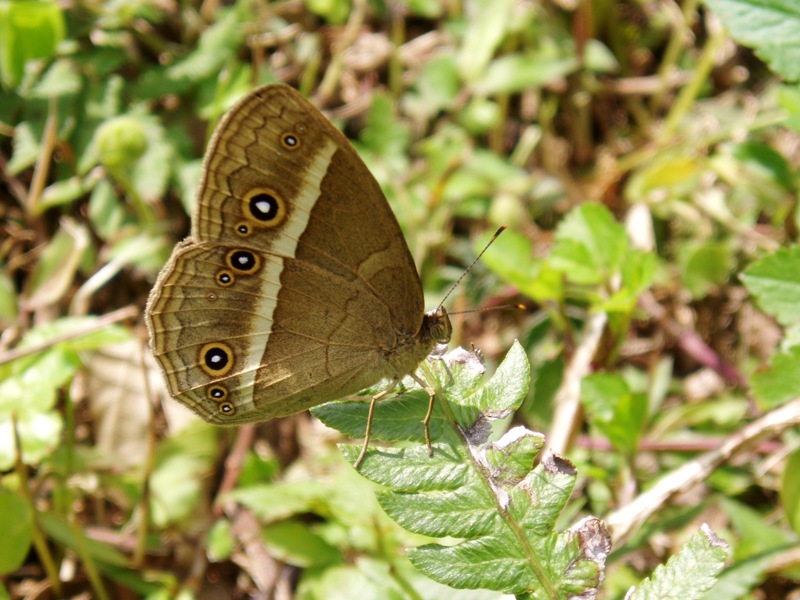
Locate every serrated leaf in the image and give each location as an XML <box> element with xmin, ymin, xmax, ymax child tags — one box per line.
<box><xmin>330</xmin><ymin>343</ymin><xmax>609</xmax><ymax>596</ymax></box>
<box><xmin>703</xmin><ymin>0</ymin><xmax>800</xmax><ymax>81</ymax></box>
<box><xmin>626</xmin><ymin>525</ymin><xmax>729</xmax><ymax>600</ymax></box>
<box><xmin>742</xmin><ymin>247</ymin><xmax>800</xmax><ymax>325</ymax></box>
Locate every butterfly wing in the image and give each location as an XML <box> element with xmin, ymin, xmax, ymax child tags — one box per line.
<box><xmin>146</xmin><ymin>85</ymin><xmax>428</xmax><ymax>423</ymax></box>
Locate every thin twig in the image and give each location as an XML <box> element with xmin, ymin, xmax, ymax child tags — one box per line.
<box><xmin>606</xmin><ymin>396</ymin><xmax>800</xmax><ymax>547</ymax></box>
<box><xmin>0</xmin><ymin>305</ymin><xmax>139</xmax><ymax>366</ymax></box>
<box><xmin>547</xmin><ymin>310</ymin><xmax>608</xmax><ymax>456</ymax></box>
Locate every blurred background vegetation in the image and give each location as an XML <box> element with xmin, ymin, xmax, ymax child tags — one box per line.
<box><xmin>3</xmin><ymin>0</ymin><xmax>800</xmax><ymax>597</ymax></box>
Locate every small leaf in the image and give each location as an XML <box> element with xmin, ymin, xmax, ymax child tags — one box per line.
<box><xmin>750</xmin><ymin>346</ymin><xmax>800</xmax><ymax>409</ymax></box>
<box><xmin>677</xmin><ymin>241</ymin><xmax>734</xmax><ymax>299</ymax></box>
<box><xmin>0</xmin><ymin>269</ymin><xmax>18</xmax><ymax>327</ymax></box>
<box><xmin>581</xmin><ymin>373</ymin><xmax>647</xmax><ymax>456</ymax></box>
<box><xmin>224</xmin><ymin>480</ymin><xmax>335</xmax><ymax>523</ymax></box>
<box><xmin>0</xmin><ymin>489</ymin><xmax>32</xmax><ymax>574</ymax></box>
<box><xmin>23</xmin><ymin>219</ymin><xmax>89</xmax><ymax>309</ymax></box>
<box><xmin>476</xmin><ymin>228</ymin><xmax>542</xmax><ymax>299</ymax></box>
<box><xmin>412</xmin><ymin>54</ymin><xmax>462</xmax><ymax>114</ymax></box>
<box><xmin>475</xmin><ymin>52</ymin><xmax>578</xmax><ymax>95</ymax></box>
<box><xmin>206</xmin><ymin>519</ymin><xmax>235</xmax><ymax>562</ymax></box>
<box><xmin>457</xmin><ymin>0</ymin><xmax>515</xmax><ymax>82</ymax></box>
<box><xmin>742</xmin><ymin>247</ymin><xmax>800</xmax><ymax>326</ymax></box>
<box><xmin>166</xmin><ymin>8</ymin><xmax>245</xmax><ymax>82</ymax></box>
<box><xmin>549</xmin><ymin>202</ymin><xmax>628</xmax><ymax>285</ymax></box>
<box><xmin>627</xmin><ymin>524</ymin><xmax>729</xmax><ymax>600</ymax></box>
<box><xmin>262</xmin><ymin>520</ymin><xmax>341</xmax><ymax>568</ymax></box>
<box><xmin>780</xmin><ymin>449</ymin><xmax>800</xmax><ymax>537</ymax></box>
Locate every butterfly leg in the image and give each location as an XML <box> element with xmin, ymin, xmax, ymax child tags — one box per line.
<box><xmin>411</xmin><ymin>373</ymin><xmax>435</xmax><ymax>457</ymax></box>
<box><xmin>354</xmin><ymin>378</ymin><xmax>399</xmax><ymax>469</ymax></box>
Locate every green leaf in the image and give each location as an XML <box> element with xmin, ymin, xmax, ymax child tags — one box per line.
<box><xmin>297</xmin><ymin>562</ymin><xmax>406</xmax><ymax>600</ymax></box>
<box><xmin>7</xmin><ymin>121</ymin><xmax>40</xmax><ymax>175</ymax></box>
<box><xmin>677</xmin><ymin>241</ymin><xmax>734</xmax><ymax>299</ymax></box>
<box><xmin>478</xmin><ymin>226</ymin><xmax>538</xmax><ymax>291</ymax></box>
<box><xmin>29</xmin><ymin>58</ymin><xmax>81</xmax><ymax>98</ymax></box>
<box><xmin>0</xmin><ymin>269</ymin><xmax>18</xmax><ymax>327</ymax></box>
<box><xmin>0</xmin><ymin>489</ymin><xmax>32</xmax><ymax>574</ymax></box>
<box><xmin>581</xmin><ymin>373</ymin><xmax>647</xmax><ymax>456</ymax></box>
<box><xmin>780</xmin><ymin>448</ymin><xmax>800</xmax><ymax>537</ymax></box>
<box><xmin>262</xmin><ymin>520</ymin><xmax>341</xmax><ymax>568</ymax></box>
<box><xmin>38</xmin><ymin>510</ymin><xmax>129</xmax><ymax>568</ymax></box>
<box><xmin>303</xmin><ymin>0</ymin><xmax>351</xmax><ymax>25</ymax></box>
<box><xmin>627</xmin><ymin>525</ymin><xmax>729</xmax><ymax>600</ymax></box>
<box><xmin>166</xmin><ymin>8</ymin><xmax>246</xmax><ymax>82</ymax></box>
<box><xmin>358</xmin><ymin>93</ymin><xmax>411</xmax><ymax>169</ymax></box>
<box><xmin>150</xmin><ymin>424</ymin><xmax>218</xmax><ymax>526</ymax></box>
<box><xmin>731</xmin><ymin>141</ymin><xmax>793</xmax><ymax>191</ymax></box>
<box><xmin>325</xmin><ymin>344</ymin><xmax>609</xmax><ymax>596</ymax></box>
<box><xmin>225</xmin><ymin>480</ymin><xmax>335</xmax><ymax>523</ymax></box>
<box><xmin>703</xmin><ymin>0</ymin><xmax>800</xmax><ymax>81</ymax></box>
<box><xmin>0</xmin><ymin>411</ymin><xmax>62</xmax><ymax>470</ymax></box>
<box><xmin>23</xmin><ymin>220</ymin><xmax>89</xmax><ymax>308</ymax></box>
<box><xmin>475</xmin><ymin>52</ymin><xmax>578</xmax><ymax>95</ymax></box>
<box><xmin>722</xmin><ymin>498</ymin><xmax>793</xmax><ymax>554</ymax></box>
<box><xmin>206</xmin><ymin>519</ymin><xmax>235</xmax><ymax>562</ymax></box>
<box><xmin>457</xmin><ymin>0</ymin><xmax>515</xmax><ymax>82</ymax></box>
<box><xmin>742</xmin><ymin>246</ymin><xmax>800</xmax><ymax>325</ymax></box>
<box><xmin>549</xmin><ymin>202</ymin><xmax>628</xmax><ymax>285</ymax></box>
<box><xmin>88</xmin><ymin>179</ymin><xmax>127</xmax><ymax>241</ymax></box>
<box><xmin>750</xmin><ymin>346</ymin><xmax>800</xmax><ymax>409</ymax></box>
<box><xmin>0</xmin><ymin>0</ymin><xmax>65</xmax><ymax>88</ymax></box>
<box><xmin>412</xmin><ymin>54</ymin><xmax>462</xmax><ymax>114</ymax></box>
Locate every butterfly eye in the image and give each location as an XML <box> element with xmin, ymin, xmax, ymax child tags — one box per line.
<box><xmin>242</xmin><ymin>188</ymin><xmax>287</xmax><ymax>228</ymax></box>
<box><xmin>207</xmin><ymin>385</ymin><xmax>228</xmax><ymax>401</ymax></box>
<box><xmin>199</xmin><ymin>342</ymin><xmax>234</xmax><ymax>377</ymax></box>
<box><xmin>281</xmin><ymin>132</ymin><xmax>300</xmax><ymax>149</ymax></box>
<box><xmin>216</xmin><ymin>270</ymin><xmax>234</xmax><ymax>286</ymax></box>
<box><xmin>226</xmin><ymin>249</ymin><xmax>260</xmax><ymax>275</ymax></box>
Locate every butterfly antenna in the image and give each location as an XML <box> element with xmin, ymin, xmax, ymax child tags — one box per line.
<box><xmin>448</xmin><ymin>303</ymin><xmax>527</xmax><ymax>316</ymax></box>
<box><xmin>437</xmin><ymin>225</ymin><xmax>507</xmax><ymax>310</ymax></box>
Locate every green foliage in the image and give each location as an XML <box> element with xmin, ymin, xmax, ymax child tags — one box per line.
<box><xmin>317</xmin><ymin>344</ymin><xmax>609</xmax><ymax>596</ymax></box>
<box><xmin>627</xmin><ymin>525</ymin><xmax>729</xmax><ymax>600</ymax></box>
<box><xmin>0</xmin><ymin>489</ymin><xmax>32</xmax><ymax>574</ymax></box>
<box><xmin>781</xmin><ymin>449</ymin><xmax>800</xmax><ymax>537</ymax></box>
<box><xmin>0</xmin><ymin>0</ymin><xmax>65</xmax><ymax>88</ymax></box>
<box><xmin>742</xmin><ymin>247</ymin><xmax>800</xmax><ymax>327</ymax></box>
<box><xmin>581</xmin><ymin>373</ymin><xmax>647</xmax><ymax>457</ymax></box>
<box><xmin>702</xmin><ymin>0</ymin><xmax>800</xmax><ymax>81</ymax></box>
<box><xmin>2</xmin><ymin>0</ymin><xmax>800</xmax><ymax>596</ymax></box>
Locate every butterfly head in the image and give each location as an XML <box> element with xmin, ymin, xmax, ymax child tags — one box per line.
<box><xmin>424</xmin><ymin>307</ymin><xmax>452</xmax><ymax>345</ymax></box>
